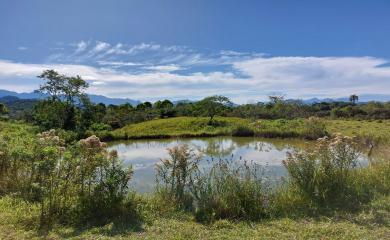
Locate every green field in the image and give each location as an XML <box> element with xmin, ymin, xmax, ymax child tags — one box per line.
<box><xmin>326</xmin><ymin>119</ymin><xmax>390</xmax><ymax>142</ymax></box>
<box><xmin>110</xmin><ymin>117</ymin><xmax>250</xmax><ymax>139</ymax></box>
<box><xmin>109</xmin><ymin>117</ymin><xmax>312</xmax><ymax>140</ymax></box>
<box><xmin>106</xmin><ymin>117</ymin><xmax>390</xmax><ymax>142</ymax></box>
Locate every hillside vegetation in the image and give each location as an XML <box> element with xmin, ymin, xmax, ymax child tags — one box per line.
<box><xmin>104</xmin><ymin>117</ymin><xmax>390</xmax><ymax>142</ymax></box>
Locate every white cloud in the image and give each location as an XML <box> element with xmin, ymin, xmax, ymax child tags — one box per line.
<box><xmin>143</xmin><ymin>64</ymin><xmax>183</xmax><ymax>72</ymax></box>
<box><xmin>97</xmin><ymin>60</ymin><xmax>143</xmax><ymax>67</ymax></box>
<box><xmin>17</xmin><ymin>46</ymin><xmax>28</xmax><ymax>51</ymax></box>
<box><xmin>233</xmin><ymin>56</ymin><xmax>390</xmax><ymax>98</ymax></box>
<box><xmin>1</xmin><ymin>48</ymin><xmax>390</xmax><ymax>103</ymax></box>
<box><xmin>89</xmin><ymin>41</ymin><xmax>111</xmax><ymax>55</ymax></box>
<box><xmin>74</xmin><ymin>41</ymin><xmax>88</xmax><ymax>53</ymax></box>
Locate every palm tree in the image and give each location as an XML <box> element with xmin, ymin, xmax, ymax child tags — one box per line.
<box><xmin>349</xmin><ymin>94</ymin><xmax>359</xmax><ymax>104</ymax></box>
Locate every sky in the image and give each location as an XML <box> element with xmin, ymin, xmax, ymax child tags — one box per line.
<box><xmin>0</xmin><ymin>0</ymin><xmax>390</xmax><ymax>103</ymax></box>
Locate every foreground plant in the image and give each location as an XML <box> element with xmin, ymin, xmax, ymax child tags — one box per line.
<box><xmin>283</xmin><ymin>135</ymin><xmax>362</xmax><ymax>209</ymax></box>
<box><xmin>155</xmin><ymin>144</ymin><xmax>200</xmax><ymax>209</ymax></box>
<box><xmin>155</xmin><ymin>145</ymin><xmax>270</xmax><ymax>222</ymax></box>
<box><xmin>0</xmin><ymin>129</ymin><xmax>135</xmax><ymax>229</ymax></box>
<box><xmin>191</xmin><ymin>159</ymin><xmax>269</xmax><ymax>223</ymax></box>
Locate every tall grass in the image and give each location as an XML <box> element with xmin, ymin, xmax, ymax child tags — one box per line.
<box><xmin>280</xmin><ymin>134</ymin><xmax>390</xmax><ymax>213</ymax></box>
<box><xmin>155</xmin><ymin>145</ymin><xmax>200</xmax><ymax>210</ymax></box>
<box><xmin>154</xmin><ymin>135</ymin><xmax>389</xmax><ymax>221</ymax></box>
<box><xmin>190</xmin><ymin>159</ymin><xmax>269</xmax><ymax>223</ymax></box>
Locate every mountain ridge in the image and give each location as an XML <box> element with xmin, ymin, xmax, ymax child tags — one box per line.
<box><xmin>0</xmin><ymin>89</ymin><xmax>141</xmax><ymax>106</ymax></box>
<box><xmin>1</xmin><ymin>89</ymin><xmax>390</xmax><ymax>106</ymax></box>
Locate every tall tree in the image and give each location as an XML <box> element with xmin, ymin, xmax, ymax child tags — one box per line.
<box><xmin>35</xmin><ymin>70</ymin><xmax>89</xmax><ymax>130</ymax></box>
<box><xmin>0</xmin><ymin>103</ymin><xmax>8</xmax><ymax>115</ymax></box>
<box><xmin>197</xmin><ymin>96</ymin><xmax>232</xmax><ymax>124</ymax></box>
<box><xmin>349</xmin><ymin>94</ymin><xmax>359</xmax><ymax>104</ymax></box>
<box><xmin>36</xmin><ymin>70</ymin><xmax>66</xmax><ymax>101</ymax></box>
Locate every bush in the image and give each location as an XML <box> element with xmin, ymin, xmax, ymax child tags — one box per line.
<box><xmin>190</xmin><ymin>159</ymin><xmax>270</xmax><ymax>223</ymax></box>
<box><xmin>155</xmin><ymin>145</ymin><xmax>200</xmax><ymax>210</ymax></box>
<box><xmin>0</xmin><ymin>129</ymin><xmax>136</xmax><ymax>228</ymax></box>
<box><xmin>283</xmin><ymin>135</ymin><xmax>363</xmax><ymax>209</ymax></box>
<box><xmin>302</xmin><ymin>117</ymin><xmax>328</xmax><ymax>140</ymax></box>
<box><xmin>231</xmin><ymin>125</ymin><xmax>254</xmax><ymax>137</ymax></box>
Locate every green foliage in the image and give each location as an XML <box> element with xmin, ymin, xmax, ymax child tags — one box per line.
<box><xmin>34</xmin><ymin>70</ymin><xmax>90</xmax><ymax>131</ymax></box>
<box><xmin>155</xmin><ymin>145</ymin><xmax>200</xmax><ymax>210</ymax></box>
<box><xmin>231</xmin><ymin>125</ymin><xmax>254</xmax><ymax>136</ymax></box>
<box><xmin>0</xmin><ymin>103</ymin><xmax>8</xmax><ymax>115</ymax></box>
<box><xmin>196</xmin><ymin>95</ymin><xmax>232</xmax><ymax>124</ymax></box>
<box><xmin>191</xmin><ymin>159</ymin><xmax>269</xmax><ymax>223</ymax></box>
<box><xmin>112</xmin><ymin>117</ymin><xmax>250</xmax><ymax>139</ymax></box>
<box><xmin>302</xmin><ymin>117</ymin><xmax>328</xmax><ymax>140</ymax></box>
<box><xmin>0</xmin><ymin>126</ymin><xmax>135</xmax><ymax>228</ymax></box>
<box><xmin>283</xmin><ymin>135</ymin><xmax>364</xmax><ymax>209</ymax></box>
<box><xmin>155</xmin><ymin>145</ymin><xmax>270</xmax><ymax>223</ymax></box>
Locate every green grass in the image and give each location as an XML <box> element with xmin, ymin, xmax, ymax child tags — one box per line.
<box><xmin>108</xmin><ymin>117</ymin><xmax>312</xmax><ymax>140</ymax></box>
<box><xmin>110</xmin><ymin>117</ymin><xmax>251</xmax><ymax>140</ymax></box>
<box><xmin>0</xmin><ymin>120</ymin><xmax>37</xmax><ymax>138</ymax></box>
<box><xmin>1</xmin><ymin>195</ymin><xmax>389</xmax><ymax>240</ymax></box>
<box><xmin>326</xmin><ymin>119</ymin><xmax>390</xmax><ymax>142</ymax></box>
<box><xmin>107</xmin><ymin>117</ymin><xmax>390</xmax><ymax>142</ymax></box>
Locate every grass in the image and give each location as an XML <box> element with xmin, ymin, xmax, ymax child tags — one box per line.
<box><xmin>1</xmin><ymin>195</ymin><xmax>389</xmax><ymax>240</ymax></box>
<box><xmin>0</xmin><ymin>120</ymin><xmax>37</xmax><ymax>137</ymax></box>
<box><xmin>109</xmin><ymin>117</ymin><xmax>251</xmax><ymax>140</ymax></box>
<box><xmin>107</xmin><ymin>117</ymin><xmax>314</xmax><ymax>140</ymax></box>
<box><xmin>326</xmin><ymin>119</ymin><xmax>390</xmax><ymax>142</ymax></box>
<box><xmin>106</xmin><ymin>117</ymin><xmax>390</xmax><ymax>142</ymax></box>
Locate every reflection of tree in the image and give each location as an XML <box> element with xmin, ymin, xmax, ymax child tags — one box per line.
<box><xmin>197</xmin><ymin>138</ymin><xmax>237</xmax><ymax>157</ymax></box>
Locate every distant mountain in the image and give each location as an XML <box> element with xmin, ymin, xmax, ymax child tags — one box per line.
<box><xmin>300</xmin><ymin>94</ymin><xmax>390</xmax><ymax>104</ymax></box>
<box><xmin>0</xmin><ymin>96</ymin><xmax>38</xmax><ymax>119</ymax></box>
<box><xmin>0</xmin><ymin>89</ymin><xmax>140</xmax><ymax>106</ymax></box>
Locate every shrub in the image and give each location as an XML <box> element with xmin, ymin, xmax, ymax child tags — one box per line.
<box><xmin>283</xmin><ymin>135</ymin><xmax>362</xmax><ymax>209</ymax></box>
<box><xmin>302</xmin><ymin>117</ymin><xmax>328</xmax><ymax>140</ymax></box>
<box><xmin>190</xmin><ymin>159</ymin><xmax>269</xmax><ymax>223</ymax></box>
<box><xmin>155</xmin><ymin>145</ymin><xmax>200</xmax><ymax>210</ymax></box>
<box><xmin>89</xmin><ymin>123</ymin><xmax>112</xmax><ymax>131</ymax></box>
<box><xmin>0</xmin><ymin>129</ymin><xmax>136</xmax><ymax>228</ymax></box>
<box><xmin>231</xmin><ymin>125</ymin><xmax>254</xmax><ymax>137</ymax></box>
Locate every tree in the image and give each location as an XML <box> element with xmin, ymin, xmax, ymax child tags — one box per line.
<box><xmin>136</xmin><ymin>102</ymin><xmax>152</xmax><ymax>111</ymax></box>
<box><xmin>36</xmin><ymin>70</ymin><xmax>65</xmax><ymax>101</ymax></box>
<box><xmin>36</xmin><ymin>70</ymin><xmax>88</xmax><ymax>105</ymax></box>
<box><xmin>268</xmin><ymin>95</ymin><xmax>285</xmax><ymax>104</ymax></box>
<box><xmin>154</xmin><ymin>100</ymin><xmax>175</xmax><ymax>118</ymax></box>
<box><xmin>0</xmin><ymin>103</ymin><xmax>8</xmax><ymax>115</ymax></box>
<box><xmin>197</xmin><ymin>96</ymin><xmax>232</xmax><ymax>124</ymax></box>
<box><xmin>349</xmin><ymin>94</ymin><xmax>359</xmax><ymax>104</ymax></box>
<box><xmin>34</xmin><ymin>70</ymin><xmax>89</xmax><ymax>130</ymax></box>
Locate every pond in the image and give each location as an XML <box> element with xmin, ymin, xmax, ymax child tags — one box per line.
<box><xmin>108</xmin><ymin>137</ymin><xmax>312</xmax><ymax>192</ymax></box>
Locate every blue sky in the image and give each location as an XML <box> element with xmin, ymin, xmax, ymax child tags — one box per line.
<box><xmin>0</xmin><ymin>0</ymin><xmax>390</xmax><ymax>102</ymax></box>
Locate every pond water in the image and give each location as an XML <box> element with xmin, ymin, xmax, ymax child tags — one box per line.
<box><xmin>108</xmin><ymin>137</ymin><xmax>312</xmax><ymax>192</ymax></box>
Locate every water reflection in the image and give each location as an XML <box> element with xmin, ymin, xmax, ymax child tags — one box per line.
<box><xmin>108</xmin><ymin>137</ymin><xmax>310</xmax><ymax>192</ymax></box>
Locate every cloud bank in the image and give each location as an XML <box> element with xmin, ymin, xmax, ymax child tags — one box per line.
<box><xmin>1</xmin><ymin>41</ymin><xmax>390</xmax><ymax>103</ymax></box>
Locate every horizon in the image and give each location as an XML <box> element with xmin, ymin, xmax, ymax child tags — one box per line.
<box><xmin>1</xmin><ymin>0</ymin><xmax>390</xmax><ymax>103</ymax></box>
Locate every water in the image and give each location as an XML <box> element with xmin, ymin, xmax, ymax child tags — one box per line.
<box><xmin>108</xmin><ymin>137</ymin><xmax>312</xmax><ymax>192</ymax></box>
